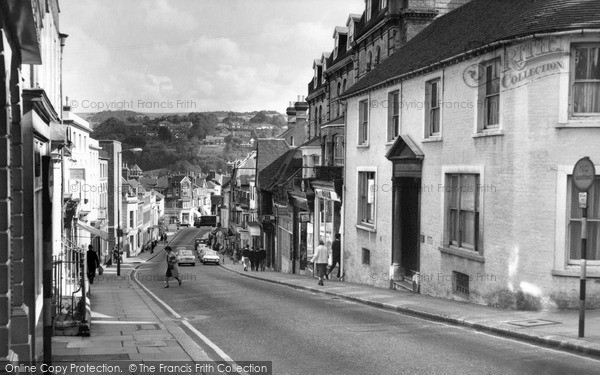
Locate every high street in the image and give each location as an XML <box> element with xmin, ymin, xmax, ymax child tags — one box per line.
<box><xmin>133</xmin><ymin>228</ymin><xmax>600</xmax><ymax>375</ymax></box>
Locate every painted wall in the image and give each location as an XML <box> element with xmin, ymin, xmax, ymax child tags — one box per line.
<box><xmin>344</xmin><ymin>33</ymin><xmax>600</xmax><ymax>309</ymax></box>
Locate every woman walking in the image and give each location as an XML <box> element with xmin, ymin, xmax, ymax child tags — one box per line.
<box><xmin>241</xmin><ymin>245</ymin><xmax>251</xmax><ymax>271</ymax></box>
<box><xmin>164</xmin><ymin>246</ymin><xmax>182</xmax><ymax>288</ymax></box>
<box><xmin>311</xmin><ymin>239</ymin><xmax>328</xmax><ymax>286</ymax></box>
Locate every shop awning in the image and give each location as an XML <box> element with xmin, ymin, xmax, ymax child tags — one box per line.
<box><xmin>76</xmin><ymin>221</ymin><xmax>109</xmax><ymax>240</ymax></box>
<box><xmin>247</xmin><ymin>222</ymin><xmax>261</xmax><ymax>237</ymax></box>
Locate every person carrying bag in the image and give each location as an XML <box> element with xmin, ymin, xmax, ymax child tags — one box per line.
<box><xmin>164</xmin><ymin>246</ymin><xmax>182</xmax><ymax>288</ymax></box>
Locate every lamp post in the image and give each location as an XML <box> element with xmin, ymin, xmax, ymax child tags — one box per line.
<box><xmin>116</xmin><ymin>147</ymin><xmax>142</xmax><ymax>276</ymax></box>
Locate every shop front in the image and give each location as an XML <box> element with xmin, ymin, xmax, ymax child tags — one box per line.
<box><xmin>314</xmin><ymin>188</ymin><xmax>341</xmax><ymax>246</ymax></box>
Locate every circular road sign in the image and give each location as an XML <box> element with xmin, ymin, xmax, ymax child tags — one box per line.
<box><xmin>573</xmin><ymin>157</ymin><xmax>596</xmax><ymax>191</ymax></box>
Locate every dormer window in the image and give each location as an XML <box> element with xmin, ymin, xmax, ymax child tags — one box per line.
<box><xmin>316</xmin><ymin>65</ymin><xmax>323</xmax><ymax>85</ymax></box>
<box><xmin>366</xmin><ymin>0</ymin><xmax>372</xmax><ymax>22</ymax></box>
<box><xmin>348</xmin><ymin>23</ymin><xmax>354</xmax><ymax>47</ymax></box>
<box><xmin>381</xmin><ymin>0</ymin><xmax>387</xmax><ymax>9</ymax></box>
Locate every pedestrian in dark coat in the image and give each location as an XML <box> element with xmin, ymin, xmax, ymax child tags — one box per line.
<box><xmin>258</xmin><ymin>248</ymin><xmax>267</xmax><ymax>271</ymax></box>
<box><xmin>164</xmin><ymin>246</ymin><xmax>181</xmax><ymax>288</ymax></box>
<box><xmin>327</xmin><ymin>233</ymin><xmax>342</xmax><ymax>279</ymax></box>
<box><xmin>86</xmin><ymin>244</ymin><xmax>100</xmax><ymax>284</ymax></box>
<box><xmin>250</xmin><ymin>247</ymin><xmax>258</xmax><ymax>271</ymax></box>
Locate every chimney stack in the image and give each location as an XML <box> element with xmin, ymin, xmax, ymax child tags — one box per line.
<box><xmin>286</xmin><ymin>99</ymin><xmax>297</xmax><ymax>128</ymax></box>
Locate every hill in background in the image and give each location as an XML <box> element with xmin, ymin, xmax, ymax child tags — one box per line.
<box><xmin>88</xmin><ymin>110</ymin><xmax>286</xmax><ymax>174</ymax></box>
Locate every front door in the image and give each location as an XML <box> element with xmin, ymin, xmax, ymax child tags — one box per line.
<box><xmin>392</xmin><ymin>177</ymin><xmax>420</xmax><ymax>277</ymax></box>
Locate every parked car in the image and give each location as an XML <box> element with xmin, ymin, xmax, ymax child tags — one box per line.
<box><xmin>197</xmin><ymin>244</ymin><xmax>211</xmax><ymax>259</ymax></box>
<box><xmin>201</xmin><ymin>250</ymin><xmax>220</xmax><ymax>265</ymax></box>
<box><xmin>194</xmin><ymin>236</ymin><xmax>210</xmax><ymax>250</ymax></box>
<box><xmin>177</xmin><ymin>248</ymin><xmax>196</xmax><ymax>266</ymax></box>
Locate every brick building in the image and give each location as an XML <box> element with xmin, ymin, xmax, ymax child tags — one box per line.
<box><xmin>1</xmin><ymin>0</ymin><xmax>65</xmax><ymax>363</ymax></box>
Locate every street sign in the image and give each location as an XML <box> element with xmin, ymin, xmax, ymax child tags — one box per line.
<box><xmin>573</xmin><ymin>157</ymin><xmax>595</xmax><ymax>338</ymax></box>
<box><xmin>579</xmin><ymin>192</ymin><xmax>588</xmax><ymax>209</ymax></box>
<box><xmin>573</xmin><ymin>157</ymin><xmax>596</xmax><ymax>191</ymax></box>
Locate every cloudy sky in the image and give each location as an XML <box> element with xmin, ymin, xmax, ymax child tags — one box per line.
<box><xmin>61</xmin><ymin>0</ymin><xmax>364</xmax><ymax>114</ymax></box>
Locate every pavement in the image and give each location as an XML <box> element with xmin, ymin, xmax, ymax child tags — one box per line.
<box><xmin>218</xmin><ymin>260</ymin><xmax>600</xmax><ymax>359</ymax></box>
<box><xmin>52</xmin><ymin>240</ymin><xmax>211</xmax><ymax>362</ymax></box>
<box><xmin>52</xmin><ymin>244</ymin><xmax>600</xmax><ymax>364</ymax></box>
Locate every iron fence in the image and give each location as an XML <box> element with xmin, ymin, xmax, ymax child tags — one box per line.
<box><xmin>52</xmin><ymin>235</ymin><xmax>85</xmax><ymax>320</ymax></box>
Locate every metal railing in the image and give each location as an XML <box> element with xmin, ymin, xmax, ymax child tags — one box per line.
<box><xmin>52</xmin><ymin>235</ymin><xmax>85</xmax><ymax>320</ymax></box>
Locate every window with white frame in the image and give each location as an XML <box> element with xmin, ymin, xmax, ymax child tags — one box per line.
<box><xmin>358</xmin><ymin>171</ymin><xmax>376</xmax><ymax>225</ymax></box>
<box><xmin>571</xmin><ymin>44</ymin><xmax>600</xmax><ymax>116</ymax></box>
<box><xmin>381</xmin><ymin>0</ymin><xmax>387</xmax><ymax>9</ymax></box>
<box><xmin>366</xmin><ymin>0</ymin><xmax>372</xmax><ymax>21</ymax></box>
<box><xmin>567</xmin><ymin>176</ymin><xmax>600</xmax><ymax>262</ymax></box>
<box><xmin>477</xmin><ymin>58</ymin><xmax>500</xmax><ymax>130</ymax></box>
<box><xmin>318</xmin><ymin>105</ymin><xmax>322</xmax><ymax>125</ymax></box>
<box><xmin>446</xmin><ymin>174</ymin><xmax>480</xmax><ymax>251</ymax></box>
<box><xmin>334</xmin><ymin>136</ymin><xmax>344</xmax><ymax>166</ymax></box>
<box><xmin>312</xmin><ymin>154</ymin><xmax>320</xmax><ymax>167</ymax></box>
<box><xmin>387</xmin><ymin>90</ymin><xmax>399</xmax><ymax>141</ymax></box>
<box><xmin>358</xmin><ymin>99</ymin><xmax>369</xmax><ymax>145</ymax></box>
<box><xmin>425</xmin><ymin>78</ymin><xmax>441</xmax><ymax>136</ymax></box>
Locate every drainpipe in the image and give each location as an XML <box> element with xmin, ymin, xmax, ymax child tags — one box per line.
<box><xmin>42</xmin><ymin>156</ymin><xmax>53</xmax><ymax>371</ymax></box>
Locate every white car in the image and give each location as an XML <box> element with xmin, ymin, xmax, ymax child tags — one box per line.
<box><xmin>197</xmin><ymin>245</ymin><xmax>211</xmax><ymax>259</ymax></box>
<box><xmin>201</xmin><ymin>250</ymin><xmax>220</xmax><ymax>265</ymax></box>
<box><xmin>177</xmin><ymin>249</ymin><xmax>196</xmax><ymax>266</ymax></box>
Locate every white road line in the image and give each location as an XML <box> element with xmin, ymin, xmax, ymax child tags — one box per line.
<box><xmin>133</xmin><ymin>258</ymin><xmax>248</xmax><ymax>374</ymax></box>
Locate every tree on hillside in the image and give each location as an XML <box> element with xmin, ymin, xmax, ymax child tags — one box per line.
<box><xmin>269</xmin><ymin>114</ymin><xmax>286</xmax><ymax>127</ymax></box>
<box><xmin>126</xmin><ymin>115</ymin><xmax>140</xmax><ymax>123</ymax></box>
<box><xmin>187</xmin><ymin>112</ymin><xmax>218</xmax><ymax>139</ymax></box>
<box><xmin>157</xmin><ymin>126</ymin><xmax>172</xmax><ymax>141</ymax></box>
<box><xmin>249</xmin><ymin>111</ymin><xmax>269</xmax><ymax>123</ymax></box>
<box><xmin>123</xmin><ymin>135</ymin><xmax>146</xmax><ymax>148</ymax></box>
<box><xmin>223</xmin><ymin>116</ymin><xmax>246</xmax><ymax>124</ymax></box>
<box><xmin>91</xmin><ymin>117</ymin><xmax>134</xmax><ymax>140</ymax></box>
<box><xmin>172</xmin><ymin>160</ymin><xmax>202</xmax><ymax>174</ymax></box>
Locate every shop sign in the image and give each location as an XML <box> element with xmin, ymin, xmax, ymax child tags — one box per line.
<box><xmin>463</xmin><ymin>35</ymin><xmax>568</xmax><ymax>90</ymax></box>
<box><xmin>70</xmin><ymin>168</ymin><xmax>85</xmax><ymax>180</ymax></box>
<box><xmin>315</xmin><ymin>189</ymin><xmax>340</xmax><ymax>202</ymax></box>
<box><xmin>299</xmin><ymin>212</ymin><xmax>310</xmax><ymax>222</ymax></box>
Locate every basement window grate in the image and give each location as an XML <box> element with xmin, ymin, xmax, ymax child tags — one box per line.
<box><xmin>453</xmin><ymin>271</ymin><xmax>470</xmax><ymax>296</ymax></box>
